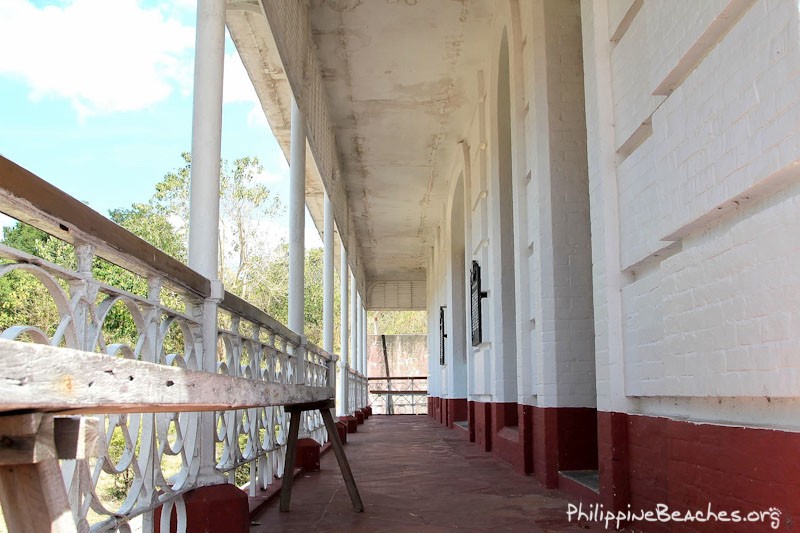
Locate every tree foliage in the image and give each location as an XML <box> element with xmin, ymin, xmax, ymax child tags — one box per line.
<box><xmin>0</xmin><ymin>205</ymin><xmax>186</xmax><ymax>350</ymax></box>
<box><xmin>368</xmin><ymin>310</ymin><xmax>428</xmax><ymax>335</ymax></box>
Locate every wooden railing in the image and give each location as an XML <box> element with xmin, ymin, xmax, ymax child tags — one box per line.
<box><xmin>0</xmin><ymin>156</ymin><xmax>366</xmax><ymax>532</ymax></box>
<box><xmin>368</xmin><ymin>377</ymin><xmax>428</xmax><ymax>415</ymax></box>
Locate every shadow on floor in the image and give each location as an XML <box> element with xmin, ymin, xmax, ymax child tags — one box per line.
<box><xmin>251</xmin><ymin>416</ymin><xmax>610</xmax><ymax>532</ymax></box>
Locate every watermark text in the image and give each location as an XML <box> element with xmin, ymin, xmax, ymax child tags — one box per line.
<box><xmin>567</xmin><ymin>502</ymin><xmax>782</xmax><ymax>530</ymax></box>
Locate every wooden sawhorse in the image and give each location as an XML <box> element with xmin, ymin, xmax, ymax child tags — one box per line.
<box><xmin>279</xmin><ymin>399</ymin><xmax>364</xmax><ymax>512</ymax></box>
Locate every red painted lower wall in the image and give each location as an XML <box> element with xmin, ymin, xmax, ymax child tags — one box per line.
<box><xmin>622</xmin><ymin>412</ymin><xmax>800</xmax><ymax>531</ymax></box>
<box><xmin>532</xmin><ymin>406</ymin><xmax>598</xmax><ymax>487</ymax></box>
<box><xmin>428</xmin><ymin>397</ymin><xmax>444</xmax><ymax>424</ymax></box>
<box><xmin>597</xmin><ymin>410</ymin><xmax>629</xmax><ymax>511</ymax></box>
<box><xmin>444</xmin><ymin>398</ymin><xmax>468</xmax><ymax>427</ymax></box>
<box><xmin>471</xmin><ymin>400</ymin><xmax>492</xmax><ymax>452</ymax></box>
<box><xmin>443</xmin><ymin>400</ymin><xmax>535</xmax><ymax>474</ymax></box>
<box><xmin>435</xmin><ymin>400</ymin><xmax>592</xmax><ymax>477</ymax></box>
<box><xmin>431</xmin><ymin>399</ymin><xmax>799</xmax><ymax>530</ymax></box>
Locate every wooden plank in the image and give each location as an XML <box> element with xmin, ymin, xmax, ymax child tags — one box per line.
<box><xmin>366</xmin><ymin>376</ymin><xmax>427</xmax><ymax>381</ymax></box>
<box><xmin>53</xmin><ymin>417</ymin><xmax>99</xmax><ymax>460</ymax></box>
<box><xmin>0</xmin><ymin>339</ymin><xmax>333</xmax><ymax>414</ymax></box>
<box><xmin>283</xmin><ymin>399</ymin><xmax>335</xmax><ymax>414</ymax></box>
<box><xmin>0</xmin><ymin>414</ymin><xmax>56</xmax><ymax>465</ymax></box>
<box><xmin>220</xmin><ymin>292</ymin><xmax>301</xmax><ymax>345</ymax></box>
<box><xmin>0</xmin><ymin>413</ymin><xmax>41</xmax><ymax>436</ymax></box>
<box><xmin>0</xmin><ymin>155</ymin><xmax>210</xmax><ymax>298</ymax></box>
<box><xmin>368</xmin><ymin>390</ymin><xmax>428</xmax><ymax>395</ymax></box>
<box><xmin>0</xmin><ymin>460</ymin><xmax>75</xmax><ymax>532</ymax></box>
<box><xmin>0</xmin><ymin>415</ymin><xmax>74</xmax><ymax>532</ymax></box>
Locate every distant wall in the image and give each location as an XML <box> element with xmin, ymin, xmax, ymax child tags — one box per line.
<box><xmin>367</xmin><ymin>334</ymin><xmax>428</xmax><ymax>378</ymax></box>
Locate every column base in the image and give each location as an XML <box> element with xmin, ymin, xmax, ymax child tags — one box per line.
<box><xmin>335</xmin><ymin>420</ymin><xmax>348</xmax><ymax>443</ymax></box>
<box><xmin>342</xmin><ymin>416</ymin><xmax>358</xmax><ymax>433</ymax></box>
<box><xmin>154</xmin><ymin>484</ymin><xmax>248</xmax><ymax>533</ymax></box>
<box><xmin>294</xmin><ymin>438</ymin><xmax>321</xmax><ymax>472</ymax></box>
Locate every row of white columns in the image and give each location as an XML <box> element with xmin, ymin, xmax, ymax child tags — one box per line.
<box><xmin>289</xmin><ymin>98</ymin><xmax>368</xmax><ymax>417</ymax></box>
<box><xmin>336</xmin><ymin>243</ymin><xmax>369</xmax><ymax>416</ymax></box>
<box><xmin>187</xmin><ymin>1</ymin><xmax>368</xmax><ymax>432</ymax></box>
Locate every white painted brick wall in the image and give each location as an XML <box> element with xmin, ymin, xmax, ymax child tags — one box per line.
<box><xmin>616</xmin><ymin>0</ymin><xmax>800</xmax><ymax>270</ymax></box>
<box><xmin>610</xmin><ymin>0</ymin><xmax>729</xmax><ymax>149</ymax></box>
<box><xmin>586</xmin><ymin>0</ymin><xmax>800</xmax><ymax>406</ymax></box>
<box><xmin>626</xmin><ymin>179</ymin><xmax>800</xmax><ymax>397</ymax></box>
<box><xmin>607</xmin><ymin>0</ymin><xmax>636</xmax><ymax>38</ymax></box>
<box><xmin>582</xmin><ymin>0</ymin><xmax>800</xmax><ymax>432</ymax></box>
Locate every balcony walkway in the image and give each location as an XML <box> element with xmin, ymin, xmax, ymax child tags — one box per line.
<box><xmin>252</xmin><ymin>416</ymin><xmax>603</xmax><ymax>532</ymax></box>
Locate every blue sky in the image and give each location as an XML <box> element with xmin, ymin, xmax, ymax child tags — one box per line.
<box><xmin>0</xmin><ymin>0</ymin><xmax>321</xmax><ymax>248</ymax></box>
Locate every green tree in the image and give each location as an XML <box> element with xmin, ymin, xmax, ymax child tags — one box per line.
<box><xmin>145</xmin><ymin>152</ymin><xmax>283</xmax><ymax>296</ymax></box>
<box><xmin>368</xmin><ymin>310</ymin><xmax>428</xmax><ymax>335</ymax></box>
<box><xmin>247</xmin><ymin>244</ymin><xmax>339</xmax><ymax>349</ymax></box>
<box><xmin>110</xmin><ymin>202</ymin><xmax>186</xmax><ymax>262</ymax></box>
<box><xmin>0</xmin><ymin>217</ymin><xmax>185</xmax><ymax>352</ymax></box>
<box><xmin>0</xmin><ymin>223</ymin><xmax>70</xmax><ymax>338</ymax></box>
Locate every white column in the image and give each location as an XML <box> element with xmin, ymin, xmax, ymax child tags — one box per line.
<box><xmin>355</xmin><ymin>293</ymin><xmax>362</xmax><ymax>373</ymax></box>
<box><xmin>337</xmin><ymin>243</ymin><xmax>349</xmax><ymax>417</ymax></box>
<box><xmin>361</xmin><ymin>303</ymin><xmax>367</xmax><ymax>376</ymax></box>
<box><xmin>355</xmin><ymin>294</ymin><xmax>363</xmax><ymax>409</ymax></box>
<box><xmin>322</xmin><ymin>193</ymin><xmax>334</xmax><ymax>352</ymax></box>
<box><xmin>360</xmin><ymin>301</ymin><xmax>367</xmax><ymax>408</ymax></box>
<box><xmin>188</xmin><ymin>0</ymin><xmax>224</xmax><ymax>285</ymax></box>
<box><xmin>350</xmin><ymin>272</ymin><xmax>358</xmax><ymax>411</ymax></box>
<box><xmin>288</xmin><ymin>96</ymin><xmax>305</xmax><ymax>335</ymax></box>
<box><xmin>350</xmin><ymin>273</ymin><xmax>358</xmax><ymax>370</ymax></box>
<box><xmin>188</xmin><ymin>0</ymin><xmax>225</xmax><ymax>485</ymax></box>
<box><xmin>323</xmin><ymin>194</ymin><xmax>337</xmax><ymax>422</ymax></box>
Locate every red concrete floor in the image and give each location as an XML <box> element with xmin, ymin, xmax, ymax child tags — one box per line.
<box><xmin>250</xmin><ymin>416</ymin><xmax>607</xmax><ymax>532</ymax></box>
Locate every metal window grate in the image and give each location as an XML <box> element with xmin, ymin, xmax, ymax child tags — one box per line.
<box><xmin>439</xmin><ymin>305</ymin><xmax>447</xmax><ymax>365</ymax></box>
<box><xmin>470</xmin><ymin>261</ymin><xmax>488</xmax><ymax>347</ymax></box>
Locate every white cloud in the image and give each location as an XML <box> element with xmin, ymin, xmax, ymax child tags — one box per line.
<box><xmin>246</xmin><ymin>104</ymin><xmax>269</xmax><ymax>128</ymax></box>
<box><xmin>254</xmin><ymin>169</ymin><xmax>284</xmax><ymax>185</ymax></box>
<box><xmin>0</xmin><ymin>0</ymin><xmax>194</xmax><ymax>116</ymax></box>
<box><xmin>223</xmin><ymin>50</ymin><xmax>257</xmax><ymax>104</ymax></box>
<box><xmin>258</xmin><ymin>220</ymin><xmax>289</xmax><ymax>251</ymax></box>
<box><xmin>223</xmin><ymin>48</ymin><xmax>269</xmax><ymax>128</ymax></box>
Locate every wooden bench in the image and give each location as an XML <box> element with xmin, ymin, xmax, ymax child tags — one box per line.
<box><xmin>0</xmin><ymin>339</ymin><xmax>362</xmax><ymax>532</ymax></box>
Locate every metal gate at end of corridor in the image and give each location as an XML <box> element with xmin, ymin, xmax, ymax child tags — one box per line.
<box><xmin>368</xmin><ymin>376</ymin><xmax>427</xmax><ymax>415</ymax></box>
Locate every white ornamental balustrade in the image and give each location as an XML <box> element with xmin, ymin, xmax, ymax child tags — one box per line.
<box><xmin>345</xmin><ymin>367</ymin><xmax>367</xmax><ymax>414</ymax></box>
<box><xmin>347</xmin><ymin>368</ymin><xmax>357</xmax><ymax>415</ymax></box>
<box><xmin>360</xmin><ymin>373</ymin><xmax>369</xmax><ymax>410</ymax></box>
<box><xmin>303</xmin><ymin>341</ymin><xmax>334</xmax><ymax>443</ymax></box>
<box><xmin>0</xmin><ymin>156</ymin><xmax>336</xmax><ymax>532</ymax></box>
<box><xmin>213</xmin><ymin>295</ymin><xmax>335</xmax><ymax>496</ymax></box>
<box><xmin>0</xmin><ymin>239</ymin><xmax>206</xmax><ymax>532</ymax></box>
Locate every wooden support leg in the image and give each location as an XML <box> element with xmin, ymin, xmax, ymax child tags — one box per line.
<box><xmin>321</xmin><ymin>409</ymin><xmax>363</xmax><ymax>512</ymax></box>
<box><xmin>0</xmin><ymin>460</ymin><xmax>75</xmax><ymax>532</ymax></box>
<box><xmin>279</xmin><ymin>410</ymin><xmax>301</xmax><ymax>512</ymax></box>
<box><xmin>282</xmin><ymin>400</ymin><xmax>364</xmax><ymax>513</ymax></box>
<box><xmin>0</xmin><ymin>414</ymin><xmax>76</xmax><ymax>532</ymax></box>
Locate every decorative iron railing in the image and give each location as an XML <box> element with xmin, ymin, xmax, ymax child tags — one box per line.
<box><xmin>368</xmin><ymin>377</ymin><xmax>428</xmax><ymax>415</ymax></box>
<box><xmin>0</xmin><ymin>156</ymin><xmax>366</xmax><ymax>532</ymax></box>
